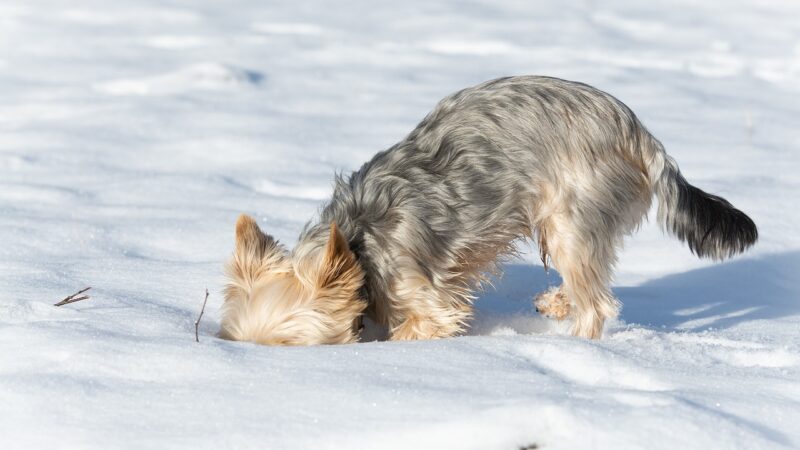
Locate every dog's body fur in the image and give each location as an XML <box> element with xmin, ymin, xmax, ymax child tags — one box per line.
<box><xmin>220</xmin><ymin>76</ymin><xmax>757</xmax><ymax>344</ymax></box>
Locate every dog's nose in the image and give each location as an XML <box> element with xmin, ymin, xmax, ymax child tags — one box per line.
<box><xmin>534</xmin><ymin>306</ymin><xmax>539</xmax><ymax>313</ymax></box>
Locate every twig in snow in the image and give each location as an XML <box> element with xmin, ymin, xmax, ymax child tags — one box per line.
<box><xmin>54</xmin><ymin>287</ymin><xmax>92</xmax><ymax>306</ymax></box>
<box><xmin>195</xmin><ymin>289</ymin><xmax>209</xmax><ymax>343</ymax></box>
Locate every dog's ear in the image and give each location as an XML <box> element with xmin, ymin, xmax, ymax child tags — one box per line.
<box><xmin>228</xmin><ymin>214</ymin><xmax>285</xmax><ymax>292</ymax></box>
<box><xmin>320</xmin><ymin>222</ymin><xmax>359</xmax><ymax>287</ymax></box>
<box><xmin>236</xmin><ymin>214</ymin><xmax>275</xmax><ymax>250</ymax></box>
<box><xmin>235</xmin><ymin>214</ymin><xmax>276</xmax><ymax>254</ymax></box>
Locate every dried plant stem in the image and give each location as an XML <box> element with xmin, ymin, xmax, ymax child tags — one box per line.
<box><xmin>195</xmin><ymin>289</ymin><xmax>209</xmax><ymax>343</ymax></box>
<box><xmin>54</xmin><ymin>287</ymin><xmax>92</xmax><ymax>307</ymax></box>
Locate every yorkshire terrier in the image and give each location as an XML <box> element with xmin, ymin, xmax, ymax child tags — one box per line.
<box><xmin>219</xmin><ymin>76</ymin><xmax>757</xmax><ymax>344</ymax></box>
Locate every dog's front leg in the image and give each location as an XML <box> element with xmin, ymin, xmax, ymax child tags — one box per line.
<box><xmin>384</xmin><ymin>258</ymin><xmax>473</xmax><ymax>340</ymax></box>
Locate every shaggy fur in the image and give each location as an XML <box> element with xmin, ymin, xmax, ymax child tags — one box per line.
<box><xmin>220</xmin><ymin>216</ymin><xmax>365</xmax><ymax>345</ymax></box>
<box><xmin>220</xmin><ymin>75</ymin><xmax>757</xmax><ymax>344</ymax></box>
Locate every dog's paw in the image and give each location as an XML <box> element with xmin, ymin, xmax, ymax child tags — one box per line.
<box><xmin>534</xmin><ymin>287</ymin><xmax>572</xmax><ymax>321</ymax></box>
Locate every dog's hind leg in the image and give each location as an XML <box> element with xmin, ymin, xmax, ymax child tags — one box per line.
<box><xmin>537</xmin><ymin>212</ymin><xmax>621</xmax><ymax>339</ymax></box>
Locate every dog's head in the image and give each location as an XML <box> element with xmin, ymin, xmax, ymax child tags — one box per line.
<box><xmin>219</xmin><ymin>215</ymin><xmax>366</xmax><ymax>345</ymax></box>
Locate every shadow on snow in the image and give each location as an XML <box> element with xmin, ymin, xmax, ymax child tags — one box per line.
<box><xmin>469</xmin><ymin>251</ymin><xmax>800</xmax><ymax>335</ymax></box>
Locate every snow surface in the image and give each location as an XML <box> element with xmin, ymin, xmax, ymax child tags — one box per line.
<box><xmin>1</xmin><ymin>0</ymin><xmax>800</xmax><ymax>449</ymax></box>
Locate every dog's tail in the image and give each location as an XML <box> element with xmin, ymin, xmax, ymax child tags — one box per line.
<box><xmin>643</xmin><ymin>136</ymin><xmax>757</xmax><ymax>260</ymax></box>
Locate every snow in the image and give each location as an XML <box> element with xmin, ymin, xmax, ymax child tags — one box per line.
<box><xmin>1</xmin><ymin>0</ymin><xmax>799</xmax><ymax>448</ymax></box>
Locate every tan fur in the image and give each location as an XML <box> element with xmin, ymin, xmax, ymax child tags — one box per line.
<box><xmin>219</xmin><ymin>216</ymin><xmax>366</xmax><ymax>345</ymax></box>
<box><xmin>384</xmin><ymin>255</ymin><xmax>473</xmax><ymax>340</ymax></box>
<box><xmin>534</xmin><ymin>286</ymin><xmax>571</xmax><ymax>321</ymax></box>
<box><xmin>533</xmin><ymin>191</ymin><xmax>647</xmax><ymax>338</ymax></box>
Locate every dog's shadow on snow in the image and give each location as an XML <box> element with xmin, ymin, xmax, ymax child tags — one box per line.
<box><xmin>468</xmin><ymin>264</ymin><xmax>562</xmax><ymax>336</ymax></box>
<box><xmin>616</xmin><ymin>251</ymin><xmax>800</xmax><ymax>332</ymax></box>
<box><xmin>465</xmin><ymin>251</ymin><xmax>800</xmax><ymax>336</ymax></box>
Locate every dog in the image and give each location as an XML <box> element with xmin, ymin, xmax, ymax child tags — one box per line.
<box><xmin>219</xmin><ymin>76</ymin><xmax>757</xmax><ymax>345</ymax></box>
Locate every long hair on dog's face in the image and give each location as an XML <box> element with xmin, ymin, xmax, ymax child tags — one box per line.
<box><xmin>219</xmin><ymin>215</ymin><xmax>366</xmax><ymax>345</ymax></box>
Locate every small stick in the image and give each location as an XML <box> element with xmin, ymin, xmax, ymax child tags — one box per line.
<box><xmin>195</xmin><ymin>289</ymin><xmax>209</xmax><ymax>343</ymax></box>
<box><xmin>54</xmin><ymin>287</ymin><xmax>92</xmax><ymax>306</ymax></box>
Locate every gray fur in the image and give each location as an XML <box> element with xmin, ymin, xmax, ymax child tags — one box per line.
<box><xmin>296</xmin><ymin>75</ymin><xmax>757</xmax><ymax>338</ymax></box>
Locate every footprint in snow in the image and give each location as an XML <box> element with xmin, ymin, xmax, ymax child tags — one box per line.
<box><xmin>712</xmin><ymin>348</ymin><xmax>799</xmax><ymax>368</ymax></box>
<box><xmin>521</xmin><ymin>342</ymin><xmax>672</xmax><ymax>392</ymax></box>
<box><xmin>95</xmin><ymin>63</ymin><xmax>264</xmax><ymax>96</ymax></box>
<box><xmin>665</xmin><ymin>333</ymin><xmax>799</xmax><ymax>368</ymax></box>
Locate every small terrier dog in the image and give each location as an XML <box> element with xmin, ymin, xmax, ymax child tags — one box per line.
<box><xmin>220</xmin><ymin>76</ymin><xmax>757</xmax><ymax>344</ymax></box>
